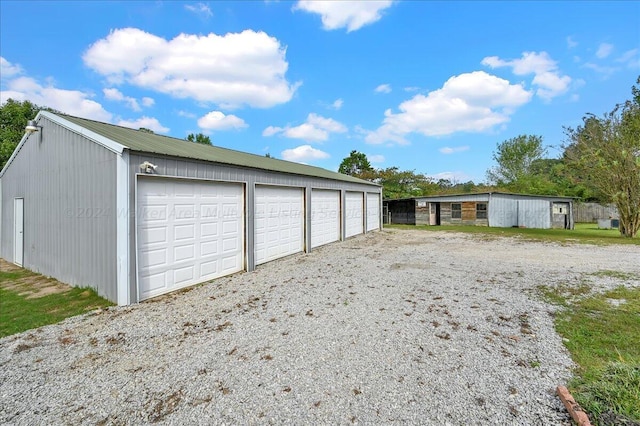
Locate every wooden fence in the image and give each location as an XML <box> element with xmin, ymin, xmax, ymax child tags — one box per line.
<box><xmin>573</xmin><ymin>202</ymin><xmax>619</xmax><ymax>223</ymax></box>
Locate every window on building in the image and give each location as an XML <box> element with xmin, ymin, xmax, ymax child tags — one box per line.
<box><xmin>476</xmin><ymin>203</ymin><xmax>487</xmax><ymax>219</ymax></box>
<box><xmin>451</xmin><ymin>203</ymin><xmax>461</xmax><ymax>219</ymax></box>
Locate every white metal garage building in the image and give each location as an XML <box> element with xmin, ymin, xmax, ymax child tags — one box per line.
<box><xmin>0</xmin><ymin>112</ymin><xmax>382</xmax><ymax>305</ymax></box>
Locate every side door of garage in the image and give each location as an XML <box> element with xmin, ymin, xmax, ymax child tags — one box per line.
<box><xmin>137</xmin><ymin>178</ymin><xmax>244</xmax><ymax>301</ymax></box>
<box><xmin>255</xmin><ymin>185</ymin><xmax>304</xmax><ymax>265</ymax></box>
<box><xmin>311</xmin><ymin>189</ymin><xmax>340</xmax><ymax>248</ymax></box>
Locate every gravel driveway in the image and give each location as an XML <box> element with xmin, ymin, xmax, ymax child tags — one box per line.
<box><xmin>2</xmin><ymin>229</ymin><xmax>639</xmax><ymax>425</ymax></box>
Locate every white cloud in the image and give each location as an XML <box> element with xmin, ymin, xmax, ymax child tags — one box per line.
<box><xmin>430</xmin><ymin>171</ymin><xmax>472</xmax><ymax>183</ymax></box>
<box><xmin>83</xmin><ymin>28</ymin><xmax>300</xmax><ymax>109</ymax></box>
<box><xmin>284</xmin><ymin>123</ymin><xmax>329</xmax><ymax>141</ymax></box>
<box><xmin>294</xmin><ymin>0</ymin><xmax>394</xmax><ymax>32</ymax></box>
<box><xmin>439</xmin><ymin>145</ymin><xmax>470</xmax><ymax>154</ymax></box>
<box><xmin>596</xmin><ymin>43</ymin><xmax>614</xmax><ymax>59</ymax></box>
<box><xmin>331</xmin><ymin>98</ymin><xmax>344</xmax><ymax>110</ymax></box>
<box><xmin>1</xmin><ymin>76</ymin><xmax>112</xmax><ymax>122</ymax></box>
<box><xmin>375</xmin><ymin>83</ymin><xmax>392</xmax><ymax>94</ymax></box>
<box><xmin>566</xmin><ymin>36</ymin><xmax>578</xmax><ymax>49</ymax></box>
<box><xmin>103</xmin><ymin>88</ymin><xmax>141</xmax><ymax>111</ymax></box>
<box><xmin>482</xmin><ymin>51</ymin><xmax>571</xmax><ymax>100</ymax></box>
<box><xmin>368</xmin><ymin>154</ymin><xmax>385</xmax><ymax>163</ymax></box>
<box><xmin>281</xmin><ymin>144</ymin><xmax>330</xmax><ymax>163</ymax></box>
<box><xmin>307</xmin><ymin>113</ymin><xmax>347</xmax><ymax>133</ymax></box>
<box><xmin>141</xmin><ymin>97</ymin><xmax>155</xmax><ymax>107</ymax></box>
<box><xmin>263</xmin><ymin>113</ymin><xmax>347</xmax><ymax>142</ymax></box>
<box><xmin>582</xmin><ymin>49</ymin><xmax>639</xmax><ymax>77</ymax></box>
<box><xmin>262</xmin><ymin>126</ymin><xmax>283</xmax><ymax>137</ymax></box>
<box><xmin>617</xmin><ymin>49</ymin><xmax>640</xmax><ymax>69</ymax></box>
<box><xmin>197</xmin><ymin>110</ymin><xmax>247</xmax><ymax>131</ymax></box>
<box><xmin>0</xmin><ymin>57</ymin><xmax>22</xmax><ymax>78</ymax></box>
<box><xmin>117</xmin><ymin>116</ymin><xmax>169</xmax><ymax>133</ymax></box>
<box><xmin>177</xmin><ymin>110</ymin><xmax>196</xmax><ymax>118</ymax></box>
<box><xmin>365</xmin><ymin>71</ymin><xmax>531</xmax><ymax>145</ymax></box>
<box><xmin>404</xmin><ymin>86</ymin><xmax>420</xmax><ymax>92</ymax></box>
<box><xmin>185</xmin><ymin>3</ymin><xmax>213</xmax><ymax>18</ymax></box>
<box><xmin>583</xmin><ymin>62</ymin><xmax>617</xmax><ymax>78</ymax></box>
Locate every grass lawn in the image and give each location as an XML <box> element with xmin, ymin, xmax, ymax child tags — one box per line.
<box><xmin>543</xmin><ymin>286</ymin><xmax>640</xmax><ymax>425</ymax></box>
<box><xmin>385</xmin><ymin>222</ymin><xmax>640</xmax><ymax>245</ymax></box>
<box><xmin>0</xmin><ymin>266</ymin><xmax>113</xmax><ymax>338</ymax></box>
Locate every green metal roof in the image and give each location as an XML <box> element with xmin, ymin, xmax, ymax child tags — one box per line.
<box><xmin>58</xmin><ymin>114</ymin><xmax>378</xmax><ymax>186</ymax></box>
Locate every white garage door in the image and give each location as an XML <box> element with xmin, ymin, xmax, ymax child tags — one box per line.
<box><xmin>345</xmin><ymin>192</ymin><xmax>364</xmax><ymax>238</ymax></box>
<box><xmin>311</xmin><ymin>189</ymin><xmax>340</xmax><ymax>248</ymax></box>
<box><xmin>367</xmin><ymin>193</ymin><xmax>380</xmax><ymax>231</ymax></box>
<box><xmin>137</xmin><ymin>178</ymin><xmax>244</xmax><ymax>301</ymax></box>
<box><xmin>255</xmin><ymin>186</ymin><xmax>304</xmax><ymax>265</ymax></box>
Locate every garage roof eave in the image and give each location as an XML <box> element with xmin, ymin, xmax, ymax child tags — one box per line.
<box><xmin>54</xmin><ymin>113</ymin><xmax>379</xmax><ymax>187</ymax></box>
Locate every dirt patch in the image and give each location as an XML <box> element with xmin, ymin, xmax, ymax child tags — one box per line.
<box><xmin>0</xmin><ymin>258</ymin><xmax>71</xmax><ymax>298</ymax></box>
<box><xmin>0</xmin><ymin>260</ymin><xmax>22</xmax><ymax>272</ymax></box>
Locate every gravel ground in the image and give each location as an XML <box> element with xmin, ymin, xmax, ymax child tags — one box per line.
<box><xmin>2</xmin><ymin>229</ymin><xmax>639</xmax><ymax>425</ymax></box>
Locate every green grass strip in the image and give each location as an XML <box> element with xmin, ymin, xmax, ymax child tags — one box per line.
<box><xmin>550</xmin><ymin>286</ymin><xmax>640</xmax><ymax>424</ymax></box>
<box><xmin>0</xmin><ymin>285</ymin><xmax>113</xmax><ymax>338</ymax></box>
<box><xmin>385</xmin><ymin>223</ymin><xmax>639</xmax><ymax>245</ymax></box>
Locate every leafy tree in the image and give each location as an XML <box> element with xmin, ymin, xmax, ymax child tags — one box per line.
<box><xmin>486</xmin><ymin>135</ymin><xmax>547</xmax><ymax>191</ymax></box>
<box><xmin>563</xmin><ymin>78</ymin><xmax>640</xmax><ymax>238</ymax></box>
<box><xmin>186</xmin><ymin>133</ymin><xmax>212</xmax><ymax>145</ymax></box>
<box><xmin>0</xmin><ymin>99</ymin><xmax>41</xmax><ymax>169</ymax></box>
<box><xmin>138</xmin><ymin>127</ymin><xmax>155</xmax><ymax>134</ymax></box>
<box><xmin>265</xmin><ymin>153</ymin><xmax>272</xmax><ymax>158</ymax></box>
<box><xmin>375</xmin><ymin>167</ymin><xmax>437</xmax><ymax>199</ymax></box>
<box><xmin>338</xmin><ymin>150</ymin><xmax>374</xmax><ymax>179</ymax></box>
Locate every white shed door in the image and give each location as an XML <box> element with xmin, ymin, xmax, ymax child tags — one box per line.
<box><xmin>366</xmin><ymin>193</ymin><xmax>380</xmax><ymax>231</ymax></box>
<box><xmin>255</xmin><ymin>186</ymin><xmax>304</xmax><ymax>265</ymax></box>
<box><xmin>137</xmin><ymin>178</ymin><xmax>244</xmax><ymax>301</ymax></box>
<box><xmin>345</xmin><ymin>192</ymin><xmax>364</xmax><ymax>238</ymax></box>
<box><xmin>311</xmin><ymin>189</ymin><xmax>340</xmax><ymax>248</ymax></box>
<box><xmin>14</xmin><ymin>198</ymin><xmax>24</xmax><ymax>266</ymax></box>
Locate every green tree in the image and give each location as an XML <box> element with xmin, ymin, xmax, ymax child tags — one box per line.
<box><xmin>564</xmin><ymin>78</ymin><xmax>640</xmax><ymax>238</ymax></box>
<box><xmin>338</xmin><ymin>150</ymin><xmax>374</xmax><ymax>179</ymax></box>
<box><xmin>138</xmin><ymin>128</ymin><xmax>155</xmax><ymax>134</ymax></box>
<box><xmin>376</xmin><ymin>167</ymin><xmax>436</xmax><ymax>199</ymax></box>
<box><xmin>265</xmin><ymin>153</ymin><xmax>272</xmax><ymax>158</ymax></box>
<box><xmin>486</xmin><ymin>135</ymin><xmax>547</xmax><ymax>191</ymax></box>
<box><xmin>0</xmin><ymin>99</ymin><xmax>40</xmax><ymax>169</ymax></box>
<box><xmin>186</xmin><ymin>133</ymin><xmax>212</xmax><ymax>145</ymax></box>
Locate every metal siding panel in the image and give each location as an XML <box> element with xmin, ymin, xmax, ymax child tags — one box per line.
<box><xmin>488</xmin><ymin>194</ymin><xmax>518</xmax><ymax>227</ymax></box>
<box><xmin>127</xmin><ymin>153</ymin><xmax>380</xmax><ymax>194</ymax></box>
<box><xmin>0</xmin><ymin>179</ymin><xmax>2</xmax><ymax>256</ymax></box>
<box><xmin>116</xmin><ymin>151</ymin><xmax>130</xmax><ymax>305</ymax></box>
<box><xmin>0</xmin><ymin>117</ymin><xmax>118</xmax><ymax>301</ymax></box>
<box><xmin>517</xmin><ymin>199</ymin><xmax>551</xmax><ymax>228</ymax></box>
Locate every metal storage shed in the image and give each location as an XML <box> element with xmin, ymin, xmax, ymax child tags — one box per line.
<box><xmin>384</xmin><ymin>192</ymin><xmax>574</xmax><ymax>229</ymax></box>
<box><xmin>0</xmin><ymin>111</ymin><xmax>382</xmax><ymax>305</ymax></box>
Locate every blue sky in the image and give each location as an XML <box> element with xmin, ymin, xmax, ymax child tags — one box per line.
<box><xmin>1</xmin><ymin>1</ymin><xmax>638</xmax><ymax>183</ymax></box>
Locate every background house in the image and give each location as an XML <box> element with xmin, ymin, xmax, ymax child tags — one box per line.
<box><xmin>0</xmin><ymin>111</ymin><xmax>382</xmax><ymax>305</ymax></box>
<box><xmin>384</xmin><ymin>192</ymin><xmax>574</xmax><ymax>229</ymax></box>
